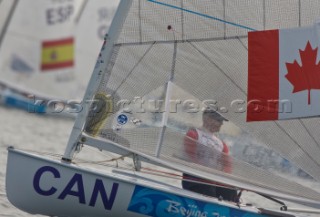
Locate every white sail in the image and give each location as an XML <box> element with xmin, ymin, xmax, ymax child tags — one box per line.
<box><xmin>0</xmin><ymin>0</ymin><xmax>83</xmax><ymax>100</ymax></box>
<box><xmin>62</xmin><ymin>0</ymin><xmax>320</xmax><ymax>209</ymax></box>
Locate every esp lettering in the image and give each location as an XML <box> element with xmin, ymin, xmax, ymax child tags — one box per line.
<box><xmin>46</xmin><ymin>5</ymin><xmax>74</xmax><ymax>25</ymax></box>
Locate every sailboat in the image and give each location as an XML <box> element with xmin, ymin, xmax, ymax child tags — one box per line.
<box><xmin>0</xmin><ymin>0</ymin><xmax>118</xmax><ymax>117</ymax></box>
<box><xmin>6</xmin><ymin>0</ymin><xmax>320</xmax><ymax>216</ymax></box>
<box><xmin>0</xmin><ymin>0</ymin><xmax>84</xmax><ymax>116</ymax></box>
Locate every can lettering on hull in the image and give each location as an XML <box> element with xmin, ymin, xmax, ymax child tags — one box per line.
<box><xmin>33</xmin><ymin>166</ymin><xmax>119</xmax><ymax>210</ymax></box>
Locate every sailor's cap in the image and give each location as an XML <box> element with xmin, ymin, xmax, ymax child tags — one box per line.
<box><xmin>203</xmin><ymin>108</ymin><xmax>228</xmax><ymax>122</ymax></box>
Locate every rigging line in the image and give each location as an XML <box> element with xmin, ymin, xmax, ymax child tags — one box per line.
<box><xmin>143</xmin><ymin>170</ymin><xmax>229</xmax><ymax>188</ymax></box>
<box><xmin>74</xmin><ymin>154</ymin><xmax>130</xmax><ymax>164</ymax></box>
<box><xmin>143</xmin><ymin>167</ymin><xmax>181</xmax><ymax>177</ymax></box>
<box><xmin>73</xmin><ymin>160</ymin><xmax>129</xmax><ymax>169</ymax></box>
<box><xmin>113</xmin><ymin>42</ymin><xmax>156</xmax><ymax>94</ymax></box>
<box><xmin>117</xmin><ymin>35</ymin><xmax>248</xmax><ymax>47</ymax></box>
<box><xmin>141</xmin><ymin>168</ymin><xmax>241</xmax><ymax>192</ymax></box>
<box><xmin>142</xmin><ymin>169</ymin><xmax>238</xmax><ymax>195</ymax></box>
<box><xmin>78</xmin><ymin>146</ymin><xmax>133</xmax><ymax>165</ymax></box>
<box><xmin>83</xmin><ymin>145</ymin><xmax>117</xmax><ymax>158</ymax></box>
<box><xmin>298</xmin><ymin>119</ymin><xmax>320</xmax><ymax>153</ymax></box>
<box><xmin>147</xmin><ymin>0</ymin><xmax>256</xmax><ymax>31</ymax></box>
<box><xmin>237</xmin><ymin>36</ymin><xmax>248</xmax><ymax>51</ymax></box>
<box><xmin>16</xmin><ymin>148</ymin><xmax>62</xmax><ymax>158</ymax></box>
<box><xmin>139</xmin><ymin>167</ymin><xmax>221</xmax><ymax>186</ymax></box>
<box><xmin>275</xmin><ymin>121</ymin><xmax>320</xmax><ymax>169</ymax></box>
<box><xmin>188</xmin><ymin>40</ymin><xmax>246</xmax><ymax>96</ymax></box>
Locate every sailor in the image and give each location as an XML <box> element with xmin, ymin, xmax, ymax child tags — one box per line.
<box><xmin>182</xmin><ymin>108</ymin><xmax>238</xmax><ymax>202</ymax></box>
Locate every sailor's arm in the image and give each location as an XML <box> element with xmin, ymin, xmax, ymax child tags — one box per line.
<box><xmin>184</xmin><ymin>129</ymin><xmax>200</xmax><ymax>164</ymax></box>
<box><xmin>222</xmin><ymin>142</ymin><xmax>232</xmax><ymax>173</ymax></box>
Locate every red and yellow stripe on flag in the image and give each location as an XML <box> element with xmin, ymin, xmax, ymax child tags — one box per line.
<box><xmin>41</xmin><ymin>37</ymin><xmax>74</xmax><ymax>71</ymax></box>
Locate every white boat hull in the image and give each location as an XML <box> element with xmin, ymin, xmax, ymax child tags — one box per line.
<box><xmin>6</xmin><ymin>147</ymin><xmax>294</xmax><ymax>217</ymax></box>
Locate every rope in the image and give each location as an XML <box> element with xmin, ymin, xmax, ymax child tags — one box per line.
<box><xmin>73</xmin><ymin>146</ymin><xmax>133</xmax><ymax>168</ymax></box>
<box><xmin>141</xmin><ymin>167</ymin><xmax>239</xmax><ymax>190</ymax></box>
<box><xmin>73</xmin><ymin>153</ymin><xmax>132</xmax><ymax>165</ymax></box>
<box><xmin>15</xmin><ymin>148</ymin><xmax>63</xmax><ymax>158</ymax></box>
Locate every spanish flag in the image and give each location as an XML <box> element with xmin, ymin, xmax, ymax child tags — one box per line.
<box><xmin>41</xmin><ymin>37</ymin><xmax>74</xmax><ymax>71</ymax></box>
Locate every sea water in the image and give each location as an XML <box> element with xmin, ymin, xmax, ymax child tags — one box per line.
<box><xmin>0</xmin><ymin>106</ymin><xmax>73</xmax><ymax>216</ymax></box>
<box><xmin>0</xmin><ymin>106</ymin><xmax>317</xmax><ymax>217</ymax></box>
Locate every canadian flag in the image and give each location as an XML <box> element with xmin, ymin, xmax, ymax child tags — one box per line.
<box><xmin>247</xmin><ymin>24</ymin><xmax>320</xmax><ymax>122</ymax></box>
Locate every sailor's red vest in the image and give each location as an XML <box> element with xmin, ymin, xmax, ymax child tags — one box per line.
<box><xmin>184</xmin><ymin>128</ymin><xmax>230</xmax><ymax>171</ymax></box>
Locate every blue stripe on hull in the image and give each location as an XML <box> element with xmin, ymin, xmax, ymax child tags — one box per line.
<box><xmin>4</xmin><ymin>96</ymin><xmax>46</xmax><ymax>114</ymax></box>
<box><xmin>128</xmin><ymin>185</ymin><xmax>268</xmax><ymax>217</ymax></box>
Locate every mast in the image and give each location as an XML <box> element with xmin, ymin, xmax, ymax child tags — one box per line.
<box><xmin>74</xmin><ymin>0</ymin><xmax>88</xmax><ymax>24</ymax></box>
<box><xmin>63</xmin><ymin>0</ymin><xmax>133</xmax><ymax>161</ymax></box>
<box><xmin>0</xmin><ymin>0</ymin><xmax>19</xmax><ymax>51</ymax></box>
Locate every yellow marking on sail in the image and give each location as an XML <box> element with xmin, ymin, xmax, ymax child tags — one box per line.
<box><xmin>85</xmin><ymin>93</ymin><xmax>113</xmax><ymax>137</ymax></box>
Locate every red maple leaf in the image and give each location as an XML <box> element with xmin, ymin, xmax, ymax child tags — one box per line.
<box><xmin>285</xmin><ymin>41</ymin><xmax>320</xmax><ymax>104</ymax></box>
